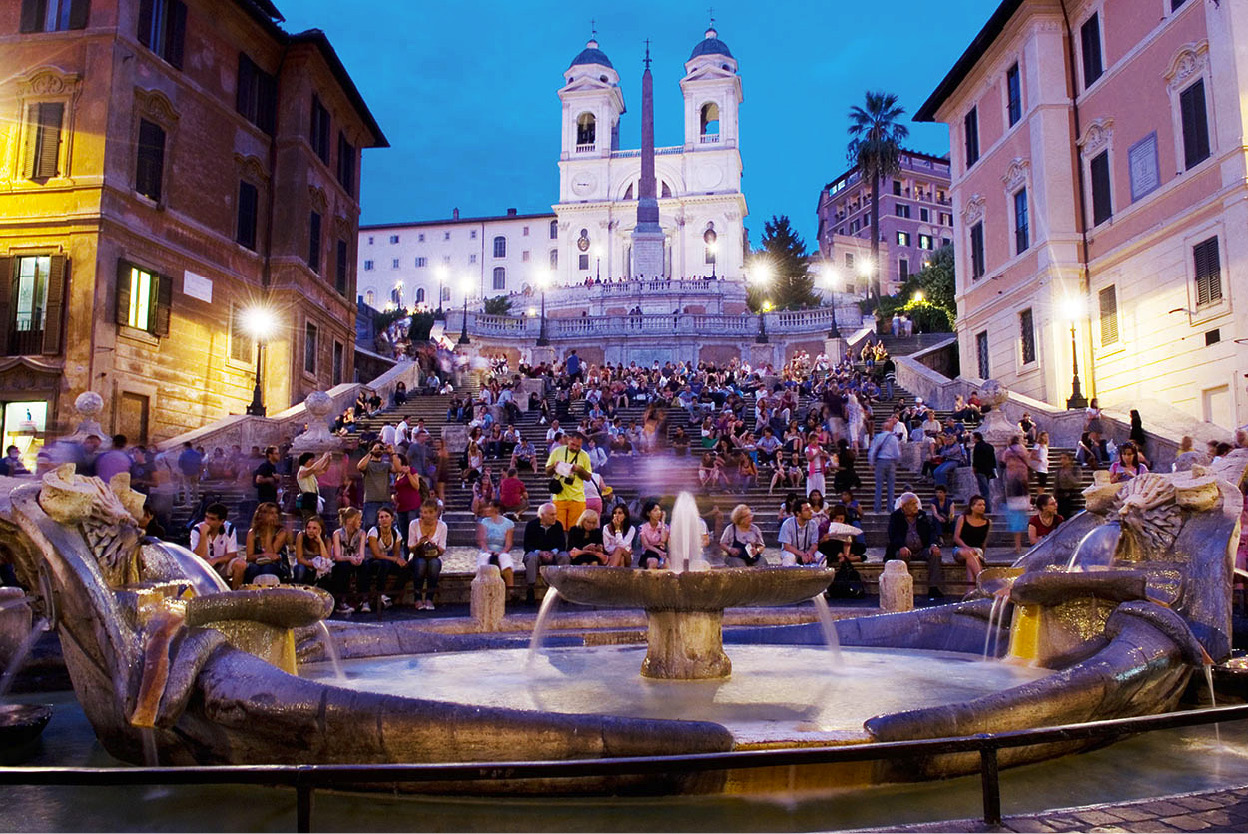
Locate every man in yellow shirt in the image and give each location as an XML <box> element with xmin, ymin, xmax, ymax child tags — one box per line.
<box><xmin>544</xmin><ymin>431</ymin><xmax>593</xmax><ymax>531</ymax></box>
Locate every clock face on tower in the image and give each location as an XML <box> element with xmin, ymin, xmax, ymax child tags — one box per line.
<box><xmin>571</xmin><ymin>172</ymin><xmax>598</xmax><ymax>196</ymax></box>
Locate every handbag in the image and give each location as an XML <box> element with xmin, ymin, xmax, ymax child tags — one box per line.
<box><xmin>825</xmin><ymin>558</ymin><xmax>865</xmax><ymax>599</ymax></box>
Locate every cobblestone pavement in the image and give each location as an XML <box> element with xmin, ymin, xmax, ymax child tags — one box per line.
<box><xmin>851</xmin><ymin>784</ymin><xmax>1248</xmax><ymax>832</ymax></box>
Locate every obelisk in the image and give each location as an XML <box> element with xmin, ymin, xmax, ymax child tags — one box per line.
<box><xmin>631</xmin><ymin>40</ymin><xmax>666</xmax><ymax>278</ymax></box>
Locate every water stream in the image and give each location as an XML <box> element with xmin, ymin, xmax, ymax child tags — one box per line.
<box><xmin>314</xmin><ymin>621</ymin><xmax>345</xmax><ymax>682</ymax></box>
<box><xmin>526</xmin><ymin>590</ymin><xmax>561</xmax><ymax>673</ymax></box>
<box><xmin>982</xmin><ymin>595</ymin><xmax>1006</xmax><ymax>661</ymax></box>
<box><xmin>1204</xmin><ymin>665</ymin><xmax>1222</xmax><ymax>747</ymax></box>
<box><xmin>809</xmin><ymin>595</ymin><xmax>843</xmax><ymax>666</ymax></box>
<box><xmin>0</xmin><ymin>616</ymin><xmax>49</xmax><ymax>700</ymax></box>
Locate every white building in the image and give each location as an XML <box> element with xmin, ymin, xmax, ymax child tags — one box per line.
<box><xmin>356</xmin><ymin>27</ymin><xmax>750</xmax><ymax>308</ymax></box>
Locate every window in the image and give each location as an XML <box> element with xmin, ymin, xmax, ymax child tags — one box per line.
<box><xmin>21</xmin><ymin>102</ymin><xmax>63</xmax><ymax>181</ymax></box>
<box><xmin>705</xmin><ymin>246</ymin><xmax>716</xmax><ymax>265</ymax></box>
<box><xmin>975</xmin><ymin>331</ymin><xmax>990</xmax><ymax>379</ymax></box>
<box><xmin>367</xmin><ymin>236</ymin><xmax>373</xmax><ymax>245</ymax></box>
<box><xmin>229</xmin><ymin>306</ymin><xmax>253</xmax><ymax>363</ymax></box>
<box><xmin>363</xmin><ymin>290</ymin><xmax>375</xmax><ymax>306</ymax></box>
<box><xmin>1081</xmin><ymin>13</ymin><xmax>1103</xmax><ymax>89</ymax></box>
<box><xmin>308</xmin><ymin>96</ymin><xmax>329</xmax><ymax>163</ymax></box>
<box><xmin>390</xmin><ymin>258</ymin><xmax>399</xmax><ymax>269</ymax></box>
<box><xmin>332</xmin><ymin>341</ymin><xmax>344</xmax><ymax>386</ymax></box>
<box><xmin>335</xmin><ymin>240</ymin><xmax>348</xmax><ymax>295</ymax></box>
<box><xmin>443</xmin><ymin>232</ymin><xmax>450</xmax><ymax>241</ymax></box>
<box><xmin>236</xmin><ymin>181</ymin><xmax>258</xmax><ymax>250</ymax></box>
<box><xmin>492</xmin><ymin>267</ymin><xmax>506</xmax><ymax>290</ymax></box>
<box><xmin>1193</xmin><ymin>236</ymin><xmax>1222</xmax><ymax>307</ymax></box>
<box><xmin>415</xmin><ymin>288</ymin><xmax>425</xmax><ymax>303</ymax></box>
<box><xmin>363</xmin><ymin>260</ymin><xmax>373</xmax><ymax>271</ymax></box>
<box><xmin>116</xmin><ymin>261</ymin><xmax>171</xmax><ymax>336</ymax></box>
<box><xmin>550</xmin><ymin>220</ymin><xmax>558</xmax><ymax>240</ymax></box>
<box><xmin>919</xmin><ymin>234</ymin><xmax>933</xmax><ymax>250</ymax></box>
<box><xmin>550</xmin><ymin>249</ymin><xmax>558</xmax><ymax>268</ymax></box>
<box><xmin>919</xmin><ymin>208</ymin><xmax>930</xmax><ymax>223</ymax></box>
<box><xmin>440</xmin><ymin>286</ymin><xmax>451</xmax><ymax>302</ymax></box>
<box><xmin>699</xmin><ymin>102</ymin><xmax>720</xmax><ymax>136</ymax></box>
<box><xmin>892</xmin><ymin>181</ymin><xmax>902</xmax><ymax>196</ymax></box>
<box><xmin>576</xmin><ymin>112</ymin><xmax>596</xmax><ymax>147</ymax></box>
<box><xmin>1171</xmin><ymin>0</ymin><xmax>1187</xmax><ymax>8</ymax></box>
<box><xmin>336</xmin><ymin>133</ymin><xmax>355</xmax><ymax>192</ymax></box>
<box><xmin>390</xmin><ymin>286</ymin><xmax>401</xmax><ymax>305</ymax></box>
<box><xmin>899</xmin><ymin>259</ymin><xmax>909</xmax><ymax>280</ymax></box>
<box><xmin>1006</xmin><ymin>63</ymin><xmax>1022</xmax><ymax>126</ymax></box>
<box><xmin>1014</xmin><ymin>189</ymin><xmax>1029</xmax><ymax>253</ymax></box>
<box><xmin>523</xmin><ymin>226</ymin><xmax>530</xmax><ymax>237</ymax></box>
<box><xmin>493</xmin><ymin>236</ymin><xmax>506</xmax><ymax>258</ymax></box>
<box><xmin>236</xmin><ymin>53</ymin><xmax>276</xmax><ymax>134</ymax></box>
<box><xmin>0</xmin><ymin>254</ymin><xmax>67</xmax><ymax>356</ymax></box>
<box><xmin>970</xmin><ymin>222</ymin><xmax>985</xmax><ymax>279</ymax></box>
<box><xmin>1019</xmin><ymin>308</ymin><xmax>1036</xmax><ymax>364</ymax></box>
<box><xmin>468</xmin><ymin>254</ymin><xmax>477</xmax><ymax>264</ymax></box>
<box><xmin>895</xmin><ymin>203</ymin><xmax>911</xmax><ymax>219</ymax></box>
<box><xmin>418</xmin><ymin>233</ymin><xmax>425</xmax><ymax>242</ymax></box>
<box><xmin>964</xmin><ymin>107</ymin><xmax>980</xmax><ymax>168</ymax></box>
<box><xmin>388</xmin><ymin>234</ymin><xmax>399</xmax><ymax>244</ymax></box>
<box><xmin>19</xmin><ymin>0</ymin><xmax>88</xmax><ymax>32</ymax></box>
<box><xmin>863</xmin><ymin>215</ymin><xmax>870</xmax><ymax>227</ymax></box>
<box><xmin>941</xmin><ymin>212</ymin><xmax>952</xmax><ymax>226</ymax></box>
<box><xmin>304</xmin><ymin>322</ymin><xmax>317</xmax><ymax>375</ymax></box>
<box><xmin>469</xmin><ymin>230</ymin><xmax>477</xmax><ymax>240</ymax></box>
<box><xmin>845</xmin><ymin>252</ymin><xmax>855</xmax><ymax>269</ymax></box>
<box><xmin>135</xmin><ymin>119</ymin><xmax>165</xmax><ymax>202</ymax></box>
<box><xmin>308</xmin><ymin>212</ymin><xmax>321</xmax><ymax>273</ymax></box>
<box><xmin>414</xmin><ymin>257</ymin><xmax>427</xmax><ymax>268</ymax></box>
<box><xmin>522</xmin><ymin>250</ymin><xmax>531</xmax><ymax>263</ymax></box>
<box><xmin>137</xmin><ymin>0</ymin><xmax>186</xmax><ymax>69</ymax></box>
<box><xmin>578</xmin><ymin>254</ymin><xmax>589</xmax><ymax>270</ymax></box>
<box><xmin>1179</xmin><ymin>79</ymin><xmax>1211</xmax><ymax>170</ymax></box>
<box><xmin>1090</xmin><ymin>151</ymin><xmax>1112</xmax><ymax>226</ymax></box>
<box><xmin>896</xmin><ymin>232</ymin><xmax>910</xmax><ymax>247</ymax></box>
<box><xmin>942</xmin><ymin>237</ymin><xmax>952</xmax><ymax>248</ymax></box>
<box><xmin>1099</xmin><ymin>286</ymin><xmax>1118</xmax><ymax>346</ymax></box>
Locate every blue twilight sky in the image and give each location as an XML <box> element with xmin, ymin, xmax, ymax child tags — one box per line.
<box><xmin>280</xmin><ymin>0</ymin><xmax>1000</xmax><ymax>246</ymax></box>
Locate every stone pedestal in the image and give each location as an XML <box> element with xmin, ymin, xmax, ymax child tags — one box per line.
<box><xmin>530</xmin><ymin>345</ymin><xmax>557</xmax><ymax>368</ymax></box>
<box><xmin>748</xmin><ymin>342</ymin><xmax>776</xmax><ymax>371</ymax></box>
<box><xmin>952</xmin><ymin>466</ymin><xmax>979</xmax><ymax>502</ymax></box>
<box><xmin>824</xmin><ymin>336</ymin><xmax>847</xmax><ymax>363</ymax></box>
<box><xmin>442</xmin><ymin>425</ymin><xmax>469</xmax><ymax>455</ymax></box>
<box><xmin>878</xmin><ymin>560</ymin><xmax>914</xmax><ymax>613</ymax></box>
<box><xmin>471</xmin><ymin>565</ymin><xmax>506</xmax><ymax>632</ymax></box>
<box><xmin>641</xmin><ymin>609</ymin><xmax>730</xmax><ymax>680</ymax></box>
<box><xmin>288</xmin><ymin>391</ymin><xmax>345</xmax><ymax>458</ymax></box>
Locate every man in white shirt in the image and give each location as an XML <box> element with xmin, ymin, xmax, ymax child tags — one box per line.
<box><xmin>779</xmin><ymin>498</ymin><xmax>823</xmax><ymax>566</ymax></box>
<box><xmin>395</xmin><ymin>418</ymin><xmax>410</xmax><ymax>447</ymax></box>
<box><xmin>189</xmin><ymin>502</ymin><xmax>242</xmax><ymax>585</ymax></box>
<box><xmin>380</xmin><ymin>422</ymin><xmax>397</xmax><ymax>447</ymax></box>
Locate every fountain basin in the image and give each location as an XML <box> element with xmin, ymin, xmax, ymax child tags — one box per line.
<box><xmin>0</xmin><ymin>703</ymin><xmax>52</xmax><ymax>762</ymax></box>
<box><xmin>543</xmin><ymin>566</ymin><xmax>836</xmax><ymax>679</ymax></box>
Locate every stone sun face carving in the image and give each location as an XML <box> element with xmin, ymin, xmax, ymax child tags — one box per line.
<box><xmin>1112</xmin><ymin>474</ymin><xmax>1182</xmax><ymax>560</ymax></box>
<box><xmin>39</xmin><ymin>464</ymin><xmax>145</xmax><ymax>588</ymax></box>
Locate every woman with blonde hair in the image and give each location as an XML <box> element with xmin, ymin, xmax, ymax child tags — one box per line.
<box><xmin>331</xmin><ymin>506</ymin><xmax>368</xmax><ymax>615</ymax></box>
<box><xmin>720</xmin><ymin>504</ymin><xmax>765</xmax><ymax>567</ymax></box>
<box><xmin>241</xmin><ymin>502</ymin><xmax>288</xmax><ymax>588</ymax></box>
<box><xmin>567</xmin><ymin>509</ymin><xmax>606</xmax><ymax>565</ymax></box>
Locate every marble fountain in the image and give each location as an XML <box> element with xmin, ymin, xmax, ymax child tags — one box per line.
<box><xmin>0</xmin><ymin>445</ymin><xmax>1243</xmax><ymax>796</ymax></box>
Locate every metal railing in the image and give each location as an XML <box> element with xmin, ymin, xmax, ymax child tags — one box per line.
<box><xmin>0</xmin><ymin>703</ymin><xmax>1241</xmax><ymax>832</ymax></box>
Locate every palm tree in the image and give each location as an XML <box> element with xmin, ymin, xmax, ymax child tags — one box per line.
<box><xmin>847</xmin><ymin>91</ymin><xmax>909</xmax><ymax>304</ymax></box>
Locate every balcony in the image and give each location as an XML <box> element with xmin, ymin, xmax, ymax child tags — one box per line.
<box><xmin>450</xmin><ymin>305</ymin><xmax>843</xmax><ymax>341</ymax></box>
<box><xmin>575</xmin><ymin>143</ymin><xmax>596</xmax><ymax>154</ymax></box>
<box><xmin>699</xmin><ymin>134</ymin><xmax>720</xmax><ymax>145</ymax></box>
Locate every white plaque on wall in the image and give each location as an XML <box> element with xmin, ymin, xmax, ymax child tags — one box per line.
<box><xmin>183</xmin><ymin>271</ymin><xmax>213</xmax><ymax>303</ymax></box>
<box><xmin>1128</xmin><ymin>133</ymin><xmax>1160</xmax><ymax>203</ymax></box>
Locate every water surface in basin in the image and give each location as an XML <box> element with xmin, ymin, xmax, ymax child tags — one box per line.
<box><xmin>302</xmin><ymin>646</ymin><xmax>1052</xmax><ymax>744</ymax></box>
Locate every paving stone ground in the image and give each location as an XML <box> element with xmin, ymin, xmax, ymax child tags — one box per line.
<box><xmin>849</xmin><ymin>784</ymin><xmax>1248</xmax><ymax>832</ymax></box>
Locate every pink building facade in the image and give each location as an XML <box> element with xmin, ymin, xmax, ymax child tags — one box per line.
<box><xmin>916</xmin><ymin>0</ymin><xmax>1248</xmax><ymax>430</ymax></box>
<box><xmin>815</xmin><ymin>150</ymin><xmax>953</xmax><ymax>296</ymax></box>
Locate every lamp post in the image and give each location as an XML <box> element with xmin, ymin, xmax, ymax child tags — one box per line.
<box><xmin>536</xmin><ymin>270</ymin><xmax>551</xmax><ymax>346</ymax></box>
<box><xmin>1064</xmin><ymin>297</ymin><xmax>1089</xmax><ymax>409</ymax></box>
<box><xmin>757</xmin><ymin>300</ymin><xmax>772</xmax><ymax>343</ymax></box>
<box><xmin>593</xmin><ymin>245</ymin><xmax>603</xmax><ymax>282</ymax></box>
<box><xmin>458</xmin><ymin>275</ymin><xmax>472</xmax><ymax>345</ymax></box>
<box><xmin>822</xmin><ymin>264</ymin><xmax>842</xmax><ymax>338</ymax></box>
<box><xmin>242</xmin><ymin>305</ymin><xmax>275</xmax><ymax>417</ymax></box>
<box><xmin>750</xmin><ymin>261</ymin><xmax>773</xmax><ymax>344</ymax></box>
<box><xmin>708</xmin><ymin>241</ymin><xmax>718</xmax><ymax>279</ymax></box>
<box><xmin>435</xmin><ymin>265</ymin><xmax>447</xmax><ymax>317</ymax></box>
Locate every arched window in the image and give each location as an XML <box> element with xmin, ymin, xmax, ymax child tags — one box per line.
<box><xmin>390</xmin><ymin>286</ymin><xmax>401</xmax><ymax>305</ymax></box>
<box><xmin>363</xmin><ymin>289</ymin><xmax>375</xmax><ymax>307</ymax></box>
<box><xmin>549</xmin><ymin>220</ymin><xmax>558</xmax><ymax>240</ymax></box>
<box><xmin>415</xmin><ymin>287</ymin><xmax>425</xmax><ymax>303</ymax></box>
<box><xmin>661</xmin><ymin>181</ymin><xmax>672</xmax><ymax>199</ymax></box>
<box><xmin>623</xmin><ymin>183</ymin><xmax>634</xmax><ymax>200</ymax></box>
<box><xmin>576</xmin><ymin>112</ymin><xmax>596</xmax><ymax>147</ymax></box>
<box><xmin>549</xmin><ymin>249</ymin><xmax>558</xmax><ymax>268</ymax></box>
<box><xmin>492</xmin><ymin>267</ymin><xmax>506</xmax><ymax>290</ymax></box>
<box><xmin>700</xmin><ymin>102</ymin><xmax>720</xmax><ymax>136</ymax></box>
<box><xmin>493</xmin><ymin>236</ymin><xmax>506</xmax><ymax>258</ymax></box>
<box><xmin>440</xmin><ymin>286</ymin><xmax>451</xmax><ymax>302</ymax></box>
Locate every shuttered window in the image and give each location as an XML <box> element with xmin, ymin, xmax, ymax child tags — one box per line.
<box><xmin>236</xmin><ymin>181</ymin><xmax>258</xmax><ymax>250</ymax></box>
<box><xmin>1081</xmin><ymin>13</ymin><xmax>1103</xmax><ymax>88</ymax></box>
<box><xmin>1006</xmin><ymin>63</ymin><xmax>1022</xmax><ymax>126</ymax></box>
<box><xmin>135</xmin><ymin>119</ymin><xmax>165</xmax><ymax>202</ymax></box>
<box><xmin>116</xmin><ymin>260</ymin><xmax>171</xmax><ymax>337</ymax></box>
<box><xmin>970</xmin><ymin>222</ymin><xmax>985</xmax><ymax>279</ymax></box>
<box><xmin>137</xmin><ymin>0</ymin><xmax>186</xmax><ymax>70</ymax></box>
<box><xmin>1099</xmin><ymin>286</ymin><xmax>1118</xmax><ymax>346</ymax></box>
<box><xmin>1090</xmin><ymin>151</ymin><xmax>1112</xmax><ymax>226</ymax></box>
<box><xmin>963</xmin><ymin>107</ymin><xmax>979</xmax><ymax>168</ymax></box>
<box><xmin>310</xmin><ymin>95</ymin><xmax>330</xmax><ymax>163</ymax></box>
<box><xmin>332</xmin><ymin>341</ymin><xmax>344</xmax><ymax>386</ymax></box>
<box><xmin>19</xmin><ymin>0</ymin><xmax>89</xmax><ymax>32</ymax></box>
<box><xmin>1180</xmin><ymin>80</ymin><xmax>1211</xmax><ymax>170</ymax></box>
<box><xmin>1019</xmin><ymin>308</ymin><xmax>1036</xmax><ymax>365</ymax></box>
<box><xmin>975</xmin><ymin>331</ymin><xmax>990</xmax><ymax>380</ymax></box>
<box><xmin>236</xmin><ymin>53</ymin><xmax>277</xmax><ymax>135</ymax></box>
<box><xmin>335</xmin><ymin>240</ymin><xmax>349</xmax><ymax>295</ymax></box>
<box><xmin>492</xmin><ymin>267</ymin><xmax>506</xmax><ymax>290</ymax></box>
<box><xmin>229</xmin><ymin>307</ymin><xmax>254</xmax><ymax>363</ymax></box>
<box><xmin>0</xmin><ymin>255</ymin><xmax>67</xmax><ymax>356</ymax></box>
<box><xmin>304</xmin><ymin>322</ymin><xmax>317</xmax><ymax>375</ymax></box>
<box><xmin>1193</xmin><ymin>237</ymin><xmax>1222</xmax><ymax>308</ymax></box>
<box><xmin>1014</xmin><ymin>189</ymin><xmax>1029</xmax><ymax>254</ymax></box>
<box><xmin>308</xmin><ymin>212</ymin><xmax>322</xmax><ymax>273</ymax></box>
<box><xmin>22</xmin><ymin>102</ymin><xmax>63</xmax><ymax>181</ymax></box>
<box><xmin>336</xmin><ymin>132</ymin><xmax>355</xmax><ymax>193</ymax></box>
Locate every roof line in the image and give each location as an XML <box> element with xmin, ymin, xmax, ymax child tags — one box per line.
<box><xmin>360</xmin><ymin>211</ymin><xmax>558</xmax><ymax>230</ymax></box>
<box><xmin>822</xmin><ymin>147</ymin><xmax>952</xmax><ymax>191</ymax></box>
<box><xmin>289</xmin><ymin>29</ymin><xmax>388</xmax><ymax>148</ymax></box>
<box><xmin>914</xmin><ymin>0</ymin><xmax>1025</xmax><ymax>123</ymax></box>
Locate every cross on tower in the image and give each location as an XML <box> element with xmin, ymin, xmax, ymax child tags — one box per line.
<box><xmin>643</xmin><ymin>38</ymin><xmax>651</xmax><ymax>69</ymax></box>
<box><xmin>590</xmin><ymin>19</ymin><xmax>596</xmax><ymax>40</ymax></box>
<box><xmin>708</xmin><ymin>7</ymin><xmax>715</xmax><ymax>27</ymax></box>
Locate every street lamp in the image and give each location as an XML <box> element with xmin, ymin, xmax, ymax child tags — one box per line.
<box><xmin>913</xmin><ymin>290</ymin><xmax>925</xmax><ymax>303</ymax></box>
<box><xmin>536</xmin><ymin>269</ymin><xmax>552</xmax><ymax>346</ymax></box>
<box><xmin>1063</xmin><ymin>296</ymin><xmax>1089</xmax><ymax>409</ymax></box>
<box><xmin>593</xmin><ymin>245</ymin><xmax>604</xmax><ymax>282</ymax></box>
<box><xmin>708</xmin><ymin>241</ymin><xmax>719</xmax><ymax>279</ymax></box>
<box><xmin>241</xmin><ymin>305</ymin><xmax>276</xmax><ymax>417</ymax></box>
<box><xmin>822</xmin><ymin>264</ymin><xmax>842</xmax><ymax>338</ymax></box>
<box><xmin>458</xmin><ymin>275</ymin><xmax>473</xmax><ymax>345</ymax></box>
<box><xmin>435</xmin><ymin>265</ymin><xmax>448</xmax><ymax>317</ymax></box>
<box><xmin>856</xmin><ymin>255</ymin><xmax>874</xmax><ymax>290</ymax></box>
<box><xmin>750</xmin><ymin>262</ymin><xmax>773</xmax><ymax>344</ymax></box>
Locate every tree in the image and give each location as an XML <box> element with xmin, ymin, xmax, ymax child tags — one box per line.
<box><xmin>873</xmin><ymin>247</ymin><xmax>956</xmax><ymax>334</ymax></box>
<box><xmin>482</xmin><ymin>295</ymin><xmax>512</xmax><ymax>316</ymax></box>
<box><xmin>847</xmin><ymin>91</ymin><xmax>909</xmax><ymax>305</ymax></box>
<box><xmin>914</xmin><ymin>244</ymin><xmax>955</xmax><ymax>325</ymax></box>
<box><xmin>747</xmin><ymin>215</ymin><xmax>818</xmax><ymax>311</ymax></box>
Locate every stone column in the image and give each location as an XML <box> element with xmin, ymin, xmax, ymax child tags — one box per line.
<box><xmin>471</xmin><ymin>565</ymin><xmax>506</xmax><ymax>632</ymax></box>
<box><xmin>878</xmin><ymin>560</ymin><xmax>914</xmax><ymax>613</ymax></box>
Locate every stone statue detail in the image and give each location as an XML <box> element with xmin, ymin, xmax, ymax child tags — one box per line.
<box><xmin>40</xmin><ymin>464</ymin><xmax>146</xmax><ymax>588</ymax></box>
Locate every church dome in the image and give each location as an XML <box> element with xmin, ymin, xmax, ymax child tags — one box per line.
<box><xmin>689</xmin><ymin>27</ymin><xmax>733</xmax><ymax>60</ymax></box>
<box><xmin>570</xmin><ymin>38</ymin><xmax>613</xmax><ymax>69</ymax></box>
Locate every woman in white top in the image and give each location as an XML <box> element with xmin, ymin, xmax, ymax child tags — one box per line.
<box><xmin>602</xmin><ymin>505</ymin><xmax>635</xmax><ymax>567</ymax></box>
<box><xmin>366</xmin><ymin>507</ymin><xmax>404</xmax><ymax>609</ymax></box>
<box><xmin>1032</xmin><ymin>431</ymin><xmax>1051</xmax><ymax>491</ymax></box>
<box><xmin>407</xmin><ymin>499</ymin><xmax>446</xmax><ymax>609</ymax></box>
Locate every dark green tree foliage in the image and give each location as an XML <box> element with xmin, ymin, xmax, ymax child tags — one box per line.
<box><xmin>407</xmin><ymin>311</ymin><xmax>434</xmax><ymax>341</ymax></box>
<box><xmin>847</xmin><ymin>91</ymin><xmax>909</xmax><ymax>304</ymax></box>
<box><xmin>874</xmin><ymin>246</ymin><xmax>956</xmax><ymax>333</ymax></box>
<box><xmin>482</xmin><ymin>295</ymin><xmax>513</xmax><ymax>316</ymax></box>
<box><xmin>747</xmin><ymin>215</ymin><xmax>819</xmax><ymax>311</ymax></box>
